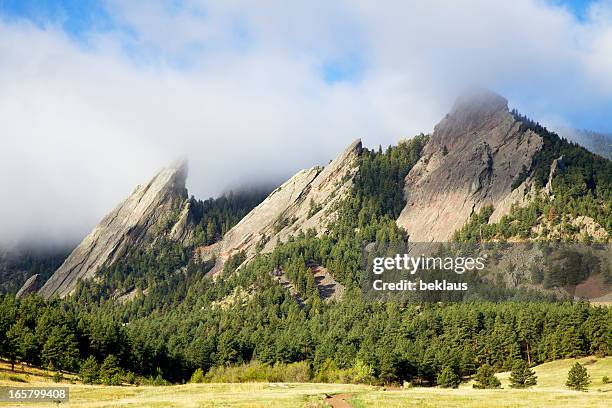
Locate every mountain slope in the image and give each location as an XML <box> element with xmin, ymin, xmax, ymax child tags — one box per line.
<box><xmin>559</xmin><ymin>128</ymin><xmax>612</xmax><ymax>160</ymax></box>
<box><xmin>39</xmin><ymin>161</ymin><xmax>196</xmax><ymax>298</ymax></box>
<box><xmin>396</xmin><ymin>90</ymin><xmax>543</xmax><ymax>241</ymax></box>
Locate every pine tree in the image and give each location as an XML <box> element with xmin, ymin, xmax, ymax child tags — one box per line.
<box><xmin>566</xmin><ymin>362</ymin><xmax>590</xmax><ymax>391</ymax></box>
<box><xmin>437</xmin><ymin>366</ymin><xmax>460</xmax><ymax>388</ymax></box>
<box><xmin>473</xmin><ymin>364</ymin><xmax>501</xmax><ymax>389</ymax></box>
<box><xmin>378</xmin><ymin>350</ymin><xmax>399</xmax><ymax>385</ymax></box>
<box><xmin>80</xmin><ymin>356</ymin><xmax>100</xmax><ymax>385</ymax></box>
<box><xmin>5</xmin><ymin>322</ymin><xmax>26</xmax><ymax>370</ymax></box>
<box><xmin>508</xmin><ymin>360</ymin><xmax>537</xmax><ymax>388</ymax></box>
<box><xmin>42</xmin><ymin>326</ymin><xmax>79</xmax><ymax>372</ymax></box>
<box><xmin>100</xmin><ymin>355</ymin><xmax>122</xmax><ymax>386</ymax></box>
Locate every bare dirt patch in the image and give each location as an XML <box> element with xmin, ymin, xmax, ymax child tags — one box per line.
<box><xmin>325</xmin><ymin>393</ymin><xmax>353</xmax><ymax>408</ymax></box>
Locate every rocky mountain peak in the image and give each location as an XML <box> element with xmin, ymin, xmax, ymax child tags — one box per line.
<box><xmin>39</xmin><ymin>160</ymin><xmax>195</xmax><ymax>298</ymax></box>
<box><xmin>397</xmin><ymin>90</ymin><xmax>542</xmax><ymax>242</ymax></box>
<box><xmin>450</xmin><ymin>88</ymin><xmax>508</xmax><ymax>117</ymax></box>
<box><xmin>431</xmin><ymin>89</ymin><xmax>510</xmax><ymax>152</ymax></box>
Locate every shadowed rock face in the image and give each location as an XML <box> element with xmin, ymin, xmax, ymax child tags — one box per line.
<box><xmin>16</xmin><ymin>274</ymin><xmax>40</xmax><ymax>298</ymax></box>
<box><xmin>397</xmin><ymin>90</ymin><xmax>543</xmax><ymax>242</ymax></box>
<box><xmin>39</xmin><ymin>161</ymin><xmax>195</xmax><ymax>298</ymax></box>
<box><xmin>200</xmin><ymin>139</ymin><xmax>362</xmax><ymax>276</ymax></box>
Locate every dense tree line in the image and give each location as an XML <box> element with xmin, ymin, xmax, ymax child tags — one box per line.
<box><xmin>1</xmin><ymin>289</ymin><xmax>609</xmax><ymax>385</ymax></box>
<box><xmin>191</xmin><ymin>189</ymin><xmax>270</xmax><ymax>246</ymax></box>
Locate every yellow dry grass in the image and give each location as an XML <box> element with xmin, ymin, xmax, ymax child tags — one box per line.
<box><xmin>0</xmin><ymin>357</ymin><xmax>609</xmax><ymax>408</ymax></box>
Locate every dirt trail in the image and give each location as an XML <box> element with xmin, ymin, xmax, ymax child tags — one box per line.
<box><xmin>325</xmin><ymin>393</ymin><xmax>353</xmax><ymax>408</ymax></box>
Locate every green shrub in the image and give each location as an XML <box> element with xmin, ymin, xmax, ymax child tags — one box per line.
<box><xmin>52</xmin><ymin>372</ymin><xmax>63</xmax><ymax>383</ymax></box>
<box><xmin>313</xmin><ymin>359</ymin><xmax>375</xmax><ymax>384</ymax></box>
<box><xmin>110</xmin><ymin>373</ymin><xmax>123</xmax><ymax>386</ymax></box>
<box><xmin>203</xmin><ymin>361</ymin><xmax>312</xmax><ymax>383</ymax></box>
<box><xmin>190</xmin><ymin>368</ymin><xmax>205</xmax><ymax>383</ymax></box>
<box><xmin>125</xmin><ymin>371</ymin><xmax>137</xmax><ymax>385</ymax></box>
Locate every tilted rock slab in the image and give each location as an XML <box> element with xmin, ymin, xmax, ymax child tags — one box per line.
<box><xmin>397</xmin><ymin>90</ymin><xmax>543</xmax><ymax>242</ymax></box>
<box><xmin>39</xmin><ymin>161</ymin><xmax>195</xmax><ymax>298</ymax></box>
<box><xmin>200</xmin><ymin>139</ymin><xmax>362</xmax><ymax>276</ymax></box>
<box><xmin>16</xmin><ymin>273</ymin><xmax>40</xmax><ymax>298</ymax></box>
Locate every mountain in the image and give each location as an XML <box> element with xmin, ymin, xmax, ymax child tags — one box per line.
<box><xmin>558</xmin><ymin>128</ymin><xmax>612</xmax><ymax>160</ymax></box>
<box><xmin>198</xmin><ymin>139</ymin><xmax>362</xmax><ymax>276</ymax></box>
<box><xmin>396</xmin><ymin>90</ymin><xmax>542</xmax><ymax>241</ymax></box>
<box><xmin>35</xmin><ymin>89</ymin><xmax>612</xmax><ymax>298</ymax></box>
<box><xmin>39</xmin><ymin>161</ymin><xmax>197</xmax><ymax>298</ymax></box>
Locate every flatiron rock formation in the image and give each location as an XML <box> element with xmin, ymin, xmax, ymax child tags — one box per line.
<box><xmin>200</xmin><ymin>139</ymin><xmax>362</xmax><ymax>275</ymax></box>
<box><xmin>39</xmin><ymin>161</ymin><xmax>196</xmax><ymax>298</ymax></box>
<box><xmin>16</xmin><ymin>274</ymin><xmax>40</xmax><ymax>298</ymax></box>
<box><xmin>397</xmin><ymin>90</ymin><xmax>543</xmax><ymax>241</ymax></box>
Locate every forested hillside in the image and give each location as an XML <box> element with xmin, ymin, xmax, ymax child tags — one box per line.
<box><xmin>455</xmin><ymin>113</ymin><xmax>612</xmax><ymax>242</ymax></box>
<box><xmin>560</xmin><ymin>128</ymin><xmax>612</xmax><ymax>161</ymax></box>
<box><xmin>191</xmin><ymin>189</ymin><xmax>271</xmax><ymax>246</ymax></box>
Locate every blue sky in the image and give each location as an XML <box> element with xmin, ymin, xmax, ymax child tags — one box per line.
<box><xmin>552</xmin><ymin>0</ymin><xmax>598</xmax><ymax>19</ymax></box>
<box><xmin>0</xmin><ymin>0</ymin><xmax>114</xmax><ymax>38</ymax></box>
<box><xmin>1</xmin><ymin>0</ymin><xmax>611</xmax><ymax>243</ymax></box>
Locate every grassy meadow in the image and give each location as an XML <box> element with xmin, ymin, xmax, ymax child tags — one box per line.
<box><xmin>0</xmin><ymin>357</ymin><xmax>610</xmax><ymax>407</ymax></box>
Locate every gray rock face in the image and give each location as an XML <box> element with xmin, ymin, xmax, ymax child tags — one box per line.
<box><xmin>16</xmin><ymin>274</ymin><xmax>40</xmax><ymax>298</ymax></box>
<box><xmin>39</xmin><ymin>161</ymin><xmax>195</xmax><ymax>298</ymax></box>
<box><xmin>397</xmin><ymin>90</ymin><xmax>543</xmax><ymax>241</ymax></box>
<box><xmin>200</xmin><ymin>139</ymin><xmax>362</xmax><ymax>275</ymax></box>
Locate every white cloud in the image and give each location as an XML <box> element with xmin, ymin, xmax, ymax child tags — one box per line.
<box><xmin>1</xmin><ymin>0</ymin><xmax>611</xmax><ymax>245</ymax></box>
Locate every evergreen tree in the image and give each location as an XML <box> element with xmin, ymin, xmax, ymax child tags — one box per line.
<box><xmin>437</xmin><ymin>366</ymin><xmax>460</xmax><ymax>388</ymax></box>
<box><xmin>5</xmin><ymin>322</ymin><xmax>27</xmax><ymax>370</ymax></box>
<box><xmin>508</xmin><ymin>360</ymin><xmax>537</xmax><ymax>388</ymax></box>
<box><xmin>378</xmin><ymin>349</ymin><xmax>400</xmax><ymax>385</ymax></box>
<box><xmin>42</xmin><ymin>326</ymin><xmax>79</xmax><ymax>372</ymax></box>
<box><xmin>80</xmin><ymin>356</ymin><xmax>100</xmax><ymax>385</ymax></box>
<box><xmin>100</xmin><ymin>355</ymin><xmax>122</xmax><ymax>386</ymax></box>
<box><xmin>473</xmin><ymin>364</ymin><xmax>501</xmax><ymax>389</ymax></box>
<box><xmin>566</xmin><ymin>362</ymin><xmax>590</xmax><ymax>391</ymax></box>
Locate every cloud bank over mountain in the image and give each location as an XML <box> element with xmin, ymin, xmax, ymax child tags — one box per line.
<box><xmin>1</xmin><ymin>0</ymin><xmax>612</xmax><ymax>244</ymax></box>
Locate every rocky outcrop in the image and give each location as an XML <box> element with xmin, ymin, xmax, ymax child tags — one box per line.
<box><xmin>200</xmin><ymin>140</ymin><xmax>362</xmax><ymax>275</ymax></box>
<box><xmin>15</xmin><ymin>274</ymin><xmax>40</xmax><ymax>298</ymax></box>
<box><xmin>310</xmin><ymin>263</ymin><xmax>345</xmax><ymax>302</ymax></box>
<box><xmin>544</xmin><ymin>156</ymin><xmax>564</xmax><ymax>196</ymax></box>
<box><xmin>39</xmin><ymin>161</ymin><xmax>196</xmax><ymax>298</ymax></box>
<box><xmin>397</xmin><ymin>89</ymin><xmax>543</xmax><ymax>241</ymax></box>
